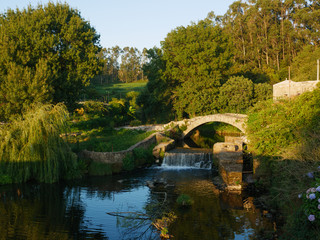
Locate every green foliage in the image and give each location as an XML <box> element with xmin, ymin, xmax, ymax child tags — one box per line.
<box><xmin>301</xmin><ymin>178</ymin><xmax>320</xmax><ymax>225</ymax></box>
<box><xmin>122</xmin><ymin>154</ymin><xmax>135</xmax><ymax>171</ymax></box>
<box><xmin>281</xmin><ymin>207</ymin><xmax>320</xmax><ymax>240</ymax></box>
<box><xmin>119</xmin><ymin>47</ymin><xmax>143</xmax><ymax>83</ymax></box>
<box><xmin>253</xmin><ymin>83</ymin><xmax>273</xmax><ymax>103</ymax></box>
<box><xmin>0</xmin><ymin>174</ymin><xmax>12</xmax><ymax>185</ymax></box>
<box><xmin>68</xmin><ymin>125</ymin><xmax>154</xmax><ymax>153</ymax></box>
<box><xmin>292</xmin><ymin>45</ymin><xmax>320</xmax><ymax>82</ymax></box>
<box><xmin>221</xmin><ymin>0</ymin><xmax>316</xmax><ymax>84</ymax></box>
<box><xmin>219</xmin><ymin>76</ymin><xmax>254</xmax><ymax>113</ymax></box>
<box><xmin>87</xmin><ymin>80</ymin><xmax>147</xmax><ymax>101</ymax></box>
<box><xmin>247</xmin><ymin>88</ymin><xmax>320</xmax><ymax>156</ymax></box>
<box><xmin>0</xmin><ymin>103</ymin><xmax>79</xmax><ymax>184</ymax></box>
<box><xmin>82</xmin><ymin>101</ymin><xmax>108</xmax><ymax>115</ymax></box>
<box><xmin>0</xmin><ymin>2</ymin><xmax>101</xmax><ymax>121</ymax></box>
<box><xmin>130</xmin><ymin>119</ymin><xmax>142</xmax><ymax>126</ymax></box>
<box><xmin>162</xmin><ymin>18</ymin><xmax>233</xmax><ymax>118</ymax></box>
<box><xmin>137</xmin><ymin>47</ymin><xmax>173</xmax><ymax>123</ymax></box>
<box><xmin>133</xmin><ymin>146</ymin><xmax>155</xmax><ymax>167</ymax></box>
<box><xmin>164</xmin><ymin>125</ymin><xmax>183</xmax><ymax>140</ymax></box>
<box><xmin>88</xmin><ymin>161</ymin><xmax>112</xmax><ymax>176</ymax></box>
<box><xmin>176</xmin><ymin>194</ymin><xmax>194</xmax><ymax>207</ymax></box>
<box><xmin>189</xmin><ymin>121</ymin><xmax>241</xmax><ymax>149</ymax></box>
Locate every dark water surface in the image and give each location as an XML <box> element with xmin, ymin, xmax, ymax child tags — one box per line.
<box><xmin>0</xmin><ymin>168</ymin><xmax>273</xmax><ymax>240</ymax></box>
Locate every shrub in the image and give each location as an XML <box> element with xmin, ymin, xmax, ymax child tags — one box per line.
<box><xmin>130</xmin><ymin>119</ymin><xmax>142</xmax><ymax>126</ymax></box>
<box><xmin>83</xmin><ymin>100</ymin><xmax>108</xmax><ymax>115</ymax></box>
<box><xmin>0</xmin><ymin>174</ymin><xmax>12</xmax><ymax>185</ymax></box>
<box><xmin>133</xmin><ymin>147</ymin><xmax>154</xmax><ymax>167</ymax></box>
<box><xmin>122</xmin><ymin>154</ymin><xmax>135</xmax><ymax>171</ymax></box>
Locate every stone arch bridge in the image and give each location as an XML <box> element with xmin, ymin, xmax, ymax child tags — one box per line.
<box><xmin>163</xmin><ymin>113</ymin><xmax>247</xmax><ymax>138</ymax></box>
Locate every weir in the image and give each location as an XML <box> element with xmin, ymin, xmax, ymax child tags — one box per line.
<box><xmin>161</xmin><ymin>149</ymin><xmax>212</xmax><ymax>169</ymax></box>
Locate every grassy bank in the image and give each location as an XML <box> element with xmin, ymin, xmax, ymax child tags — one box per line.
<box><xmin>67</xmin><ymin>127</ymin><xmax>154</xmax><ymax>153</ymax></box>
<box><xmin>85</xmin><ymin>81</ymin><xmax>148</xmax><ymax>101</ymax></box>
<box><xmin>246</xmin><ymin>88</ymin><xmax>320</xmax><ymax>239</ymax></box>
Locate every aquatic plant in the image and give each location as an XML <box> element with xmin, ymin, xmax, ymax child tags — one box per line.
<box><xmin>0</xmin><ymin>103</ymin><xmax>79</xmax><ymax>184</ymax></box>
<box><xmin>176</xmin><ymin>194</ymin><xmax>194</xmax><ymax>207</ymax></box>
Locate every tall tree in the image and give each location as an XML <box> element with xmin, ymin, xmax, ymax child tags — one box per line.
<box><xmin>161</xmin><ymin>17</ymin><xmax>233</xmax><ymax>118</ymax></box>
<box><xmin>119</xmin><ymin>47</ymin><xmax>141</xmax><ymax>83</ymax></box>
<box><xmin>137</xmin><ymin>47</ymin><xmax>171</xmax><ymax>123</ymax></box>
<box><xmin>0</xmin><ymin>3</ymin><xmax>101</xmax><ymax>120</ymax></box>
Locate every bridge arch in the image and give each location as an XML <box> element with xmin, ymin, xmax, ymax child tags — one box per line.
<box><xmin>181</xmin><ymin>113</ymin><xmax>247</xmax><ymax>138</ymax></box>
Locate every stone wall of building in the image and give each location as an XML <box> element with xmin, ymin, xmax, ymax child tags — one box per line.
<box><xmin>273</xmin><ymin>80</ymin><xmax>319</xmax><ymax>100</ymax></box>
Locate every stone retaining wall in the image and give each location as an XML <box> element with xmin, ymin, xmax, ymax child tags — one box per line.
<box><xmin>214</xmin><ymin>142</ymin><xmax>243</xmax><ymax>191</ymax></box>
<box><xmin>80</xmin><ymin>133</ymin><xmax>175</xmax><ymax>164</ymax></box>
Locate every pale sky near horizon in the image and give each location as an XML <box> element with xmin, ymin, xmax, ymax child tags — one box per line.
<box><xmin>0</xmin><ymin>0</ymin><xmax>236</xmax><ymax>51</ymax></box>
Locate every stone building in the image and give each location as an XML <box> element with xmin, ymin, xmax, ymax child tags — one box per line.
<box><xmin>273</xmin><ymin>79</ymin><xmax>319</xmax><ymax>100</ymax></box>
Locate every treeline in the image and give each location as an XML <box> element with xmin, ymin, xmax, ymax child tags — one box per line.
<box><xmin>221</xmin><ymin>0</ymin><xmax>320</xmax><ymax>83</ymax></box>
<box><xmin>138</xmin><ymin>0</ymin><xmax>320</xmax><ymax>122</ymax></box>
<box><xmin>94</xmin><ymin>46</ymin><xmax>148</xmax><ymax>84</ymax></box>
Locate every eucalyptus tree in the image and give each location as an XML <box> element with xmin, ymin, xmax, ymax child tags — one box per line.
<box><xmin>119</xmin><ymin>47</ymin><xmax>142</xmax><ymax>83</ymax></box>
<box><xmin>0</xmin><ymin>2</ymin><xmax>101</xmax><ymax>120</ymax></box>
<box><xmin>221</xmin><ymin>0</ymin><xmax>306</xmax><ymax>84</ymax></box>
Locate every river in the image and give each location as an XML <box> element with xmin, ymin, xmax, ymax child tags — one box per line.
<box><xmin>0</xmin><ymin>164</ymin><xmax>274</xmax><ymax>240</ymax></box>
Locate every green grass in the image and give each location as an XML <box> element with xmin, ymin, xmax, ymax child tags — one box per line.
<box><xmin>86</xmin><ymin>81</ymin><xmax>147</xmax><ymax>100</ymax></box>
<box><xmin>67</xmin><ymin>127</ymin><xmax>154</xmax><ymax>152</ymax></box>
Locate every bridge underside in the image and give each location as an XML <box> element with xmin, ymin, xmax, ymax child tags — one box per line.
<box><xmin>180</xmin><ymin>114</ymin><xmax>247</xmax><ymax>139</ymax></box>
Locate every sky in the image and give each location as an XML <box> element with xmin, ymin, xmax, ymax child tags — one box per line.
<box><xmin>0</xmin><ymin>0</ymin><xmax>236</xmax><ymax>51</ymax></box>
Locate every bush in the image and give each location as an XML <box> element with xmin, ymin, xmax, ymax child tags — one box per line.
<box><xmin>0</xmin><ymin>174</ymin><xmax>12</xmax><ymax>185</ymax></box>
<box><xmin>247</xmin><ymin>88</ymin><xmax>320</xmax><ymax>156</ymax></box>
<box><xmin>83</xmin><ymin>100</ymin><xmax>108</xmax><ymax>115</ymax></box>
<box><xmin>122</xmin><ymin>154</ymin><xmax>135</xmax><ymax>171</ymax></box>
<box><xmin>133</xmin><ymin>147</ymin><xmax>154</xmax><ymax>167</ymax></box>
<box><xmin>130</xmin><ymin>119</ymin><xmax>142</xmax><ymax>126</ymax></box>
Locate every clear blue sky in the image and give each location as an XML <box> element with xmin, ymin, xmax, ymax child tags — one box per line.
<box><xmin>0</xmin><ymin>0</ymin><xmax>236</xmax><ymax>51</ymax></box>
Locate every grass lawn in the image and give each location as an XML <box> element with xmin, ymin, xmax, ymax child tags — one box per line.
<box><xmin>67</xmin><ymin>125</ymin><xmax>154</xmax><ymax>153</ymax></box>
<box><xmin>86</xmin><ymin>81</ymin><xmax>147</xmax><ymax>100</ymax></box>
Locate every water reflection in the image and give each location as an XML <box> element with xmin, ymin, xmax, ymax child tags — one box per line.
<box><xmin>0</xmin><ymin>169</ymin><xmax>273</xmax><ymax>240</ymax></box>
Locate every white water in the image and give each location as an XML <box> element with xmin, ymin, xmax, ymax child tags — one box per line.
<box><xmin>161</xmin><ymin>152</ymin><xmax>212</xmax><ymax>169</ymax></box>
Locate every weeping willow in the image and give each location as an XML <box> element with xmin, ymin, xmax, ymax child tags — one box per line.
<box><xmin>0</xmin><ymin>103</ymin><xmax>79</xmax><ymax>183</ymax></box>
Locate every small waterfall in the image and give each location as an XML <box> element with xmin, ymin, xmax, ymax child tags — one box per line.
<box><xmin>161</xmin><ymin>151</ymin><xmax>212</xmax><ymax>169</ymax></box>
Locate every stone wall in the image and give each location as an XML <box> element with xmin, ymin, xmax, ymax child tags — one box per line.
<box><xmin>80</xmin><ymin>133</ymin><xmax>175</xmax><ymax>164</ymax></box>
<box><xmin>213</xmin><ymin>142</ymin><xmax>243</xmax><ymax>191</ymax></box>
<box><xmin>273</xmin><ymin>79</ymin><xmax>319</xmax><ymax>100</ymax></box>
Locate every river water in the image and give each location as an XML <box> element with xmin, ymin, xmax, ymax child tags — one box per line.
<box><xmin>0</xmin><ymin>165</ymin><xmax>274</xmax><ymax>240</ymax></box>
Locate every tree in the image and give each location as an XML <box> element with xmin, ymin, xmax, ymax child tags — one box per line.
<box><xmin>291</xmin><ymin>45</ymin><xmax>320</xmax><ymax>81</ymax></box>
<box><xmin>161</xmin><ymin>18</ymin><xmax>233</xmax><ymax>118</ymax></box>
<box><xmin>137</xmin><ymin>47</ymin><xmax>172</xmax><ymax>123</ymax></box>
<box><xmin>119</xmin><ymin>47</ymin><xmax>141</xmax><ymax>83</ymax></box>
<box><xmin>0</xmin><ymin>3</ymin><xmax>101</xmax><ymax>120</ymax></box>
<box><xmin>0</xmin><ymin>103</ymin><xmax>79</xmax><ymax>183</ymax></box>
<box><xmin>219</xmin><ymin>76</ymin><xmax>254</xmax><ymax>113</ymax></box>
